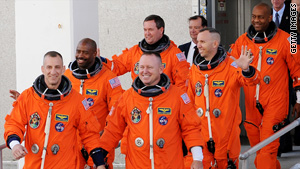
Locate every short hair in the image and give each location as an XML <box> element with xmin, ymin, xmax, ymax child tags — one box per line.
<box><xmin>254</xmin><ymin>2</ymin><xmax>272</xmax><ymax>16</ymax></box>
<box><xmin>144</xmin><ymin>15</ymin><xmax>165</xmax><ymax>31</ymax></box>
<box><xmin>189</xmin><ymin>15</ymin><xmax>207</xmax><ymax>27</ymax></box>
<box><xmin>141</xmin><ymin>51</ymin><xmax>162</xmax><ymax>64</ymax></box>
<box><xmin>43</xmin><ymin>51</ymin><xmax>63</xmax><ymax>64</ymax></box>
<box><xmin>199</xmin><ymin>27</ymin><xmax>221</xmax><ymax>44</ymax></box>
<box><xmin>78</xmin><ymin>38</ymin><xmax>97</xmax><ymax>52</ymax></box>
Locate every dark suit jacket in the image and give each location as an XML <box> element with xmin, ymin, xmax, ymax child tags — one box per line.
<box><xmin>273</xmin><ymin>1</ymin><xmax>291</xmax><ymax>34</ymax></box>
<box><xmin>178</xmin><ymin>42</ymin><xmax>191</xmax><ymax>59</ymax></box>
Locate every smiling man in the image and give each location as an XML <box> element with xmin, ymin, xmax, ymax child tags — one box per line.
<box><xmin>4</xmin><ymin>51</ymin><xmax>106</xmax><ymax>169</ymax></box>
<box><xmin>102</xmin><ymin>14</ymin><xmax>189</xmax><ymax>91</ymax></box>
<box><xmin>64</xmin><ymin>38</ymin><xmax>123</xmax><ymax>169</ymax></box>
<box><xmin>98</xmin><ymin>52</ymin><xmax>204</xmax><ymax>169</ymax></box>
<box><xmin>229</xmin><ymin>3</ymin><xmax>300</xmax><ymax>169</ymax></box>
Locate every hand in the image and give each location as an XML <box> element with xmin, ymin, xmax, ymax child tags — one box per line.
<box><xmin>191</xmin><ymin>160</ymin><xmax>203</xmax><ymax>169</ymax></box>
<box><xmin>96</xmin><ymin>165</ymin><xmax>106</xmax><ymax>169</ymax></box>
<box><xmin>12</xmin><ymin>144</ymin><xmax>28</xmax><ymax>160</ymax></box>
<box><xmin>292</xmin><ymin>103</ymin><xmax>300</xmax><ymax>118</ymax></box>
<box><xmin>231</xmin><ymin>45</ymin><xmax>253</xmax><ymax>71</ymax></box>
<box><xmin>9</xmin><ymin>90</ymin><xmax>20</xmax><ymax>100</ymax></box>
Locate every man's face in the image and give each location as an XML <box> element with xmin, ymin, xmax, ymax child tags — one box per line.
<box><xmin>75</xmin><ymin>42</ymin><xmax>96</xmax><ymax>69</ymax></box>
<box><xmin>197</xmin><ymin>31</ymin><xmax>215</xmax><ymax>59</ymax></box>
<box><xmin>138</xmin><ymin>54</ymin><xmax>163</xmax><ymax>86</ymax></box>
<box><xmin>143</xmin><ymin>20</ymin><xmax>164</xmax><ymax>45</ymax></box>
<box><xmin>41</xmin><ymin>55</ymin><xmax>65</xmax><ymax>89</ymax></box>
<box><xmin>189</xmin><ymin>18</ymin><xmax>204</xmax><ymax>42</ymax></box>
<box><xmin>251</xmin><ymin>6</ymin><xmax>272</xmax><ymax>32</ymax></box>
<box><xmin>271</xmin><ymin>0</ymin><xmax>285</xmax><ymax>11</ymax></box>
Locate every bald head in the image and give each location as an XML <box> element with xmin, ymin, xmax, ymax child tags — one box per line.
<box><xmin>254</xmin><ymin>3</ymin><xmax>272</xmax><ymax>15</ymax></box>
<box><xmin>251</xmin><ymin>3</ymin><xmax>272</xmax><ymax>32</ymax></box>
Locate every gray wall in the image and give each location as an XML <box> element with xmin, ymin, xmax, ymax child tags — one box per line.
<box><xmin>0</xmin><ymin>0</ymin><xmax>16</xmax><ymax>161</ymax></box>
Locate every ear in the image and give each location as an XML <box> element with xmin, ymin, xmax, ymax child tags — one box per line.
<box><xmin>62</xmin><ymin>65</ymin><xmax>66</xmax><ymax>74</ymax></box>
<box><xmin>213</xmin><ymin>40</ymin><xmax>219</xmax><ymax>49</ymax></box>
<box><xmin>268</xmin><ymin>14</ymin><xmax>272</xmax><ymax>23</ymax></box>
<box><xmin>41</xmin><ymin>66</ymin><xmax>44</xmax><ymax>74</ymax></box>
<box><xmin>159</xmin><ymin>63</ymin><xmax>164</xmax><ymax>74</ymax></box>
<box><xmin>159</xmin><ymin>27</ymin><xmax>164</xmax><ymax>35</ymax></box>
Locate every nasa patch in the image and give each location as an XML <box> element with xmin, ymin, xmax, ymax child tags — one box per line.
<box><xmin>87</xmin><ymin>98</ymin><xmax>94</xmax><ymax>106</ymax></box>
<box><xmin>159</xmin><ymin>116</ymin><xmax>168</xmax><ymax>125</ymax></box>
<box><xmin>131</xmin><ymin>107</ymin><xmax>141</xmax><ymax>124</ymax></box>
<box><xmin>266</xmin><ymin>57</ymin><xmax>274</xmax><ymax>65</ymax></box>
<box><xmin>29</xmin><ymin>112</ymin><xmax>40</xmax><ymax>129</ymax></box>
<box><xmin>55</xmin><ymin>122</ymin><xmax>65</xmax><ymax>132</ymax></box>
<box><xmin>214</xmin><ymin>89</ymin><xmax>223</xmax><ymax>97</ymax></box>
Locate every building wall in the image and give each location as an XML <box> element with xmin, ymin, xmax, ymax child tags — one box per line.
<box><xmin>0</xmin><ymin>0</ymin><xmax>16</xmax><ymax>161</ymax></box>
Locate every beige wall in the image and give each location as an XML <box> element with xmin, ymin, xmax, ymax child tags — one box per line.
<box><xmin>98</xmin><ymin>0</ymin><xmax>194</xmax><ymax>89</ymax></box>
<box><xmin>0</xmin><ymin>0</ymin><xmax>16</xmax><ymax>161</ymax></box>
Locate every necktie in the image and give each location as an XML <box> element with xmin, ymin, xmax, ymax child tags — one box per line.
<box><xmin>275</xmin><ymin>12</ymin><xmax>280</xmax><ymax>27</ymax></box>
<box><xmin>193</xmin><ymin>46</ymin><xmax>199</xmax><ymax>62</ymax></box>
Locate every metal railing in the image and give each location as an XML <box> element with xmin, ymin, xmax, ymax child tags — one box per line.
<box><xmin>239</xmin><ymin>117</ymin><xmax>300</xmax><ymax>169</ymax></box>
<box><xmin>0</xmin><ymin>144</ymin><xmax>6</xmax><ymax>169</ymax></box>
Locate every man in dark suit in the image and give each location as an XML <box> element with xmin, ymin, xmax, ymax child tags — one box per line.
<box><xmin>271</xmin><ymin>0</ymin><xmax>294</xmax><ymax>156</ymax></box>
<box><xmin>272</xmin><ymin>0</ymin><xmax>291</xmax><ymax>33</ymax></box>
<box><xmin>178</xmin><ymin>15</ymin><xmax>207</xmax><ymax>66</ymax></box>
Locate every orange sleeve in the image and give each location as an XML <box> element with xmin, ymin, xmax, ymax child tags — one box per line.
<box><xmin>110</xmin><ymin>48</ymin><xmax>134</xmax><ymax>76</ymax></box>
<box><xmin>178</xmin><ymin>92</ymin><xmax>203</xmax><ymax>150</ymax></box>
<box><xmin>76</xmin><ymin>97</ymin><xmax>102</xmax><ymax>154</ymax></box>
<box><xmin>186</xmin><ymin>68</ymin><xmax>196</xmax><ymax>105</ymax></box>
<box><xmin>171</xmin><ymin>49</ymin><xmax>189</xmax><ymax>91</ymax></box>
<box><xmin>4</xmin><ymin>91</ymin><xmax>28</xmax><ymax>146</ymax></box>
<box><xmin>99</xmin><ymin>95</ymin><xmax>127</xmax><ymax>152</ymax></box>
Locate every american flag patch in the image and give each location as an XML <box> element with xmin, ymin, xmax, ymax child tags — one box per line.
<box><xmin>109</xmin><ymin>77</ymin><xmax>121</xmax><ymax>89</ymax></box>
<box><xmin>230</xmin><ymin>61</ymin><xmax>238</xmax><ymax>68</ymax></box>
<box><xmin>82</xmin><ymin>99</ymin><xmax>90</xmax><ymax>110</ymax></box>
<box><xmin>176</xmin><ymin>52</ymin><xmax>187</xmax><ymax>62</ymax></box>
<box><xmin>181</xmin><ymin>93</ymin><xmax>191</xmax><ymax>104</ymax></box>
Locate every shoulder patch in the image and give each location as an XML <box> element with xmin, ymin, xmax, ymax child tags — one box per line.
<box><xmin>181</xmin><ymin>93</ymin><xmax>191</xmax><ymax>104</ymax></box>
<box><xmin>109</xmin><ymin>77</ymin><xmax>121</xmax><ymax>89</ymax></box>
<box><xmin>176</xmin><ymin>52</ymin><xmax>187</xmax><ymax>62</ymax></box>
<box><xmin>82</xmin><ymin>98</ymin><xmax>90</xmax><ymax>110</ymax></box>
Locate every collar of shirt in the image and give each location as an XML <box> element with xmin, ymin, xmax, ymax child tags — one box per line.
<box><xmin>273</xmin><ymin>3</ymin><xmax>285</xmax><ymax>24</ymax></box>
<box><xmin>187</xmin><ymin>41</ymin><xmax>197</xmax><ymax>66</ymax></box>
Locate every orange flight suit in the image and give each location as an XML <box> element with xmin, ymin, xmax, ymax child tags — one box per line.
<box><xmin>187</xmin><ymin>56</ymin><xmax>260</xmax><ymax>169</ymax></box>
<box><xmin>99</xmin><ymin>85</ymin><xmax>203</xmax><ymax>169</ymax></box>
<box><xmin>105</xmin><ymin>40</ymin><xmax>189</xmax><ymax>91</ymax></box>
<box><xmin>4</xmin><ymin>86</ymin><xmax>101</xmax><ymax>169</ymax></box>
<box><xmin>230</xmin><ymin>28</ymin><xmax>300</xmax><ymax>169</ymax></box>
<box><xmin>65</xmin><ymin>64</ymin><xmax>123</xmax><ymax>169</ymax></box>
